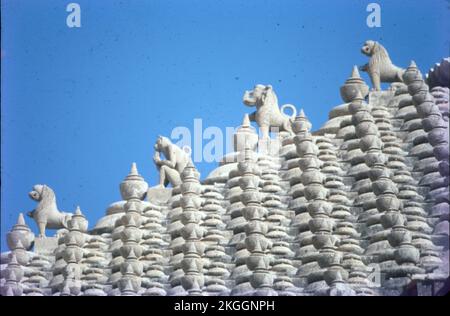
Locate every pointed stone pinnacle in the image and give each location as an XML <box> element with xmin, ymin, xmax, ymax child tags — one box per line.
<box><xmin>17</xmin><ymin>213</ymin><xmax>26</xmax><ymax>226</ymax></box>
<box><xmin>130</xmin><ymin>162</ymin><xmax>138</xmax><ymax>175</ymax></box>
<box><xmin>74</xmin><ymin>206</ymin><xmax>82</xmax><ymax>216</ymax></box>
<box><xmin>299</xmin><ymin>108</ymin><xmax>306</xmax><ymax>118</ymax></box>
<box><xmin>409</xmin><ymin>60</ymin><xmax>417</xmax><ymax>68</ymax></box>
<box><xmin>242</xmin><ymin>114</ymin><xmax>250</xmax><ymax>127</ymax></box>
<box><xmin>351</xmin><ymin>65</ymin><xmax>361</xmax><ymax>79</ymax></box>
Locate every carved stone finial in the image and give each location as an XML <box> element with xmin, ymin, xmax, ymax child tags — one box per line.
<box><xmin>340</xmin><ymin>66</ymin><xmax>369</xmax><ymax>102</ymax></box>
<box><xmin>120</xmin><ymin>162</ymin><xmax>148</xmax><ymax>201</ymax></box>
<box><xmin>242</xmin><ymin>113</ymin><xmax>251</xmax><ymax>127</ymax></box>
<box><xmin>234</xmin><ymin>114</ymin><xmax>259</xmax><ymax>153</ymax></box>
<box><xmin>130</xmin><ymin>162</ymin><xmax>138</xmax><ymax>176</ymax></box>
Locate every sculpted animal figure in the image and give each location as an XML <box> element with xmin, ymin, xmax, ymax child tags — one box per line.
<box><xmin>27</xmin><ymin>184</ymin><xmax>73</xmax><ymax>237</ymax></box>
<box><xmin>243</xmin><ymin>84</ymin><xmax>297</xmax><ymax>140</ymax></box>
<box><xmin>153</xmin><ymin>136</ymin><xmax>191</xmax><ymax>187</ymax></box>
<box><xmin>360</xmin><ymin>40</ymin><xmax>405</xmax><ymax>91</ymax></box>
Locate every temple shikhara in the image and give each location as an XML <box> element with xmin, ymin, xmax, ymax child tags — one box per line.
<box><xmin>1</xmin><ymin>42</ymin><xmax>449</xmax><ymax>296</ymax></box>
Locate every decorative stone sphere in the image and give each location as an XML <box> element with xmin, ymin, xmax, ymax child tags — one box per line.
<box><xmin>300</xmin><ymin>170</ymin><xmax>325</xmax><ymax>186</ymax></box>
<box><xmin>7</xmin><ymin>213</ymin><xmax>35</xmax><ymax>251</ymax></box>
<box><xmin>394</xmin><ymin>244</ymin><xmax>420</xmax><ymax>265</ymax></box>
<box><xmin>64</xmin><ymin>229</ymin><xmax>86</xmax><ymax>247</ymax></box>
<box><xmin>11</xmin><ymin>247</ymin><xmax>29</xmax><ymax>266</ymax></box>
<box><xmin>63</xmin><ymin>262</ymin><xmax>83</xmax><ymax>280</ymax></box>
<box><xmin>365</xmin><ymin>152</ymin><xmax>387</xmax><ymax>168</ymax></box>
<box><xmin>376</xmin><ymin>195</ymin><xmax>401</xmax><ymax>213</ymax></box>
<box><xmin>63</xmin><ymin>244</ymin><xmax>84</xmax><ymax>263</ymax></box>
<box><xmin>181</xmin><ymin>223</ymin><xmax>205</xmax><ymax>241</ymax></box>
<box><xmin>312</xmin><ymin>233</ymin><xmax>336</xmax><ymax>250</ymax></box>
<box><xmin>308</xmin><ymin>200</ymin><xmax>333</xmax><ymax>217</ymax></box>
<box><xmin>245</xmin><ymin>234</ymin><xmax>271</xmax><ymax>253</ymax></box>
<box><xmin>423</xmin><ymin>113</ymin><xmax>446</xmax><ymax>132</ymax></box>
<box><xmin>118</xmin><ymin>275</ymin><xmax>142</xmax><ymax>293</ymax></box>
<box><xmin>120</xmin><ymin>242</ymin><xmax>143</xmax><ymax>259</ymax></box>
<box><xmin>182</xmin><ymin>241</ymin><xmax>206</xmax><ymax>257</ymax></box>
<box><xmin>373</xmin><ymin>179</ymin><xmax>399</xmax><ymax>196</ymax></box>
<box><xmin>180</xmin><ymin>210</ymin><xmax>203</xmax><ymax>225</ymax></box>
<box><xmin>120</xmin><ymin>260</ymin><xmax>143</xmax><ymax>276</ymax></box>
<box><xmin>388</xmin><ymin>227</ymin><xmax>411</xmax><ymax>248</ymax></box>
<box><xmin>242</xmin><ymin>205</ymin><xmax>267</xmax><ymax>221</ymax></box>
<box><xmin>239</xmin><ymin>174</ymin><xmax>260</xmax><ymax>189</ymax></box>
<box><xmin>304</xmin><ymin>184</ymin><xmax>328</xmax><ymax>201</ymax></box>
<box><xmin>246</xmin><ymin>254</ymin><xmax>271</xmax><ymax>271</ymax></box>
<box><xmin>1</xmin><ymin>282</ymin><xmax>23</xmax><ymax>296</ymax></box>
<box><xmin>5</xmin><ymin>254</ymin><xmax>24</xmax><ymax>281</ymax></box>
<box><xmin>182</xmin><ymin>255</ymin><xmax>204</xmax><ymax>273</ymax></box>
<box><xmin>355</xmin><ymin>122</ymin><xmax>378</xmax><ymax>139</ymax></box>
<box><xmin>180</xmin><ymin>181</ymin><xmax>202</xmax><ymax>196</ymax></box>
<box><xmin>250</xmin><ymin>271</ymin><xmax>274</xmax><ymax>289</ymax></box>
<box><xmin>120</xmin><ymin>163</ymin><xmax>149</xmax><ymax>201</ymax></box>
<box><xmin>381</xmin><ymin>211</ymin><xmax>405</xmax><ymax>229</ymax></box>
<box><xmin>120</xmin><ymin>225</ymin><xmax>143</xmax><ymax>243</ymax></box>
<box><xmin>241</xmin><ymin>189</ymin><xmax>261</xmax><ymax>205</ymax></box>
<box><xmin>309</xmin><ymin>217</ymin><xmax>334</xmax><ymax>234</ymax></box>
<box><xmin>181</xmin><ymin>274</ymin><xmax>205</xmax><ymax>291</ymax></box>
<box><xmin>318</xmin><ymin>248</ymin><xmax>337</xmax><ymax>268</ymax></box>
<box><xmin>359</xmin><ymin>135</ymin><xmax>382</xmax><ymax>152</ymax></box>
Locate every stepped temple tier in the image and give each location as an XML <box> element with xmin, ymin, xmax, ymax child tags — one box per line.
<box><xmin>1</xmin><ymin>42</ymin><xmax>449</xmax><ymax>296</ymax></box>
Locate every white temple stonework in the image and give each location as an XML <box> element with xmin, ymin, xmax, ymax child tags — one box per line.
<box><xmin>1</xmin><ymin>47</ymin><xmax>449</xmax><ymax>296</ymax></box>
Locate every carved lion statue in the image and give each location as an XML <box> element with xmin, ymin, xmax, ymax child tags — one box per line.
<box><xmin>27</xmin><ymin>184</ymin><xmax>72</xmax><ymax>237</ymax></box>
<box><xmin>153</xmin><ymin>136</ymin><xmax>191</xmax><ymax>187</ymax></box>
<box><xmin>243</xmin><ymin>84</ymin><xmax>297</xmax><ymax>139</ymax></box>
<box><xmin>360</xmin><ymin>40</ymin><xmax>405</xmax><ymax>91</ymax></box>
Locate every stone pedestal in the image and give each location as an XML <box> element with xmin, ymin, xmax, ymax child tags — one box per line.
<box><xmin>34</xmin><ymin>237</ymin><xmax>58</xmax><ymax>255</ymax></box>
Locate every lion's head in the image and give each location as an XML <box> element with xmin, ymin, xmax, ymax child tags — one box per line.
<box><xmin>361</xmin><ymin>40</ymin><xmax>392</xmax><ymax>65</ymax></box>
<box><xmin>243</xmin><ymin>84</ymin><xmax>276</xmax><ymax>107</ymax></box>
<box><xmin>361</xmin><ymin>40</ymin><xmax>377</xmax><ymax>56</ymax></box>
<box><xmin>27</xmin><ymin>184</ymin><xmax>56</xmax><ymax>218</ymax></box>
<box><xmin>28</xmin><ymin>184</ymin><xmax>46</xmax><ymax>202</ymax></box>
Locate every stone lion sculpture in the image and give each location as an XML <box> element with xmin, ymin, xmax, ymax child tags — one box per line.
<box><xmin>27</xmin><ymin>184</ymin><xmax>73</xmax><ymax>237</ymax></box>
<box><xmin>153</xmin><ymin>136</ymin><xmax>191</xmax><ymax>187</ymax></box>
<box><xmin>243</xmin><ymin>84</ymin><xmax>297</xmax><ymax>139</ymax></box>
<box><xmin>360</xmin><ymin>40</ymin><xmax>405</xmax><ymax>91</ymax></box>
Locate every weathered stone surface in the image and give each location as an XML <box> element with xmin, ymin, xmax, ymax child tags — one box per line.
<box><xmin>2</xmin><ymin>46</ymin><xmax>449</xmax><ymax>296</ymax></box>
<box><xmin>34</xmin><ymin>237</ymin><xmax>59</xmax><ymax>255</ymax></box>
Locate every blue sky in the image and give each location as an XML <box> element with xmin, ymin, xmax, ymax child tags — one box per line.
<box><xmin>1</xmin><ymin>0</ymin><xmax>449</xmax><ymax>252</ymax></box>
